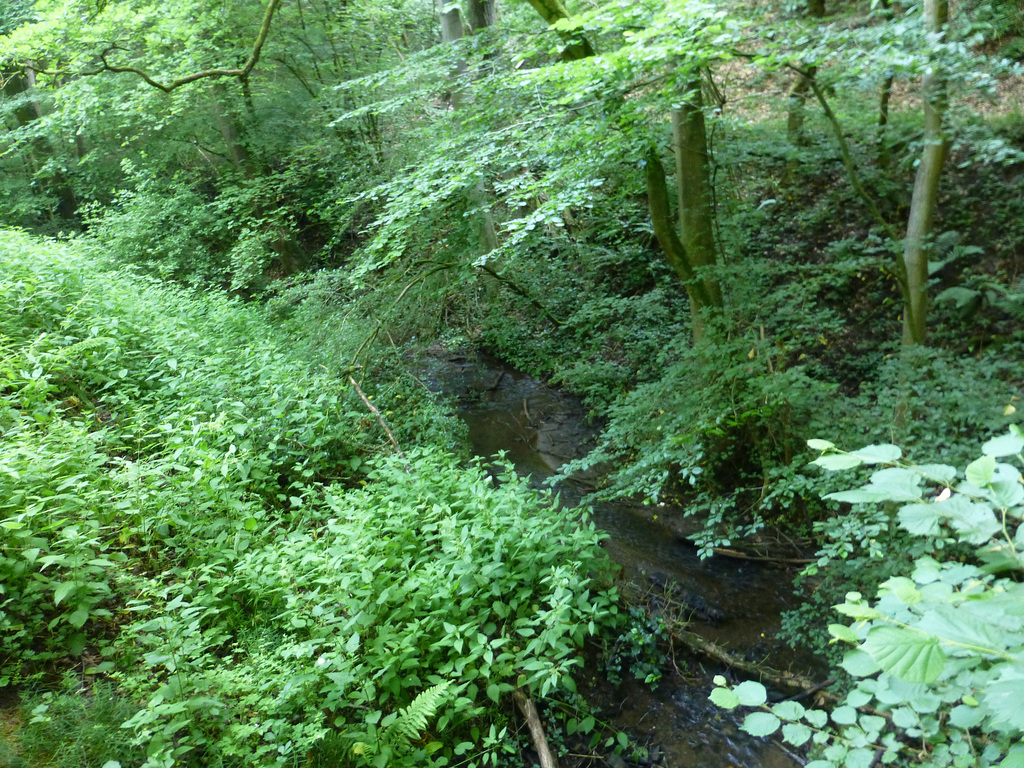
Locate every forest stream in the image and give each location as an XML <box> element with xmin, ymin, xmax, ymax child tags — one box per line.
<box><xmin>417</xmin><ymin>349</ymin><xmax>814</xmax><ymax>768</ymax></box>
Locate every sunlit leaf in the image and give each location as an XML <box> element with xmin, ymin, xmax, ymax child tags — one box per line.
<box><xmin>862</xmin><ymin>626</ymin><xmax>946</xmax><ymax>683</ymax></box>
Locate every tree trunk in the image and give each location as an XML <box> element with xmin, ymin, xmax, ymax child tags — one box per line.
<box><xmin>522</xmin><ymin>0</ymin><xmax>595</xmax><ymax>61</ymax></box>
<box><xmin>439</xmin><ymin>5</ymin><xmax>468</xmax><ymax>108</ymax></box>
<box><xmin>901</xmin><ymin>0</ymin><xmax>949</xmax><ymax>347</ymax></box>
<box><xmin>646</xmin><ymin>145</ymin><xmax>716</xmax><ymax>342</ymax></box>
<box><xmin>467</xmin><ymin>0</ymin><xmax>497</xmax><ymax>31</ymax></box>
<box><xmin>786</xmin><ymin>1</ymin><xmax>825</xmax><ymax>149</ymax></box>
<box><xmin>786</xmin><ymin>66</ymin><xmax>816</xmax><ymax>147</ymax></box>
<box><xmin>672</xmin><ymin>79</ymin><xmax>722</xmax><ymax>309</ymax></box>
<box><xmin>12</xmin><ymin>63</ymin><xmax>79</xmax><ymax>219</ymax></box>
<box><xmin>877</xmin><ymin>0</ymin><xmax>894</xmax><ymax>169</ymax></box>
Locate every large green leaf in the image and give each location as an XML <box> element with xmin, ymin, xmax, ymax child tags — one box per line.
<box><xmin>982</xmin><ymin>433</ymin><xmax>1024</xmax><ymax>458</ymax></box>
<box><xmin>813</xmin><ymin>453</ymin><xmax>864</xmax><ymax>471</ymax></box>
<box><xmin>851</xmin><ymin>444</ymin><xmax>902</xmax><ymax>464</ymax></box>
<box><xmin>861</xmin><ymin>626</ymin><xmax>946</xmax><ymax>683</ymax></box>
<box><xmin>938</xmin><ymin>495</ymin><xmax>1000</xmax><ymax>544</ymax></box>
<box><xmin>966</xmin><ymin>455</ymin><xmax>996</xmax><ymax>486</ymax></box>
<box><xmin>741</xmin><ymin>712</ymin><xmax>780</xmax><ymax>737</ymax></box>
<box><xmin>898</xmin><ymin>503</ymin><xmax>943</xmax><ymax>537</ymax></box>
<box><xmin>734</xmin><ymin>680</ymin><xmax>767</xmax><ymax>706</ymax></box>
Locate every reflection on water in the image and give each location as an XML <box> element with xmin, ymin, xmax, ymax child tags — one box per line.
<box><xmin>418</xmin><ymin>350</ymin><xmax>805</xmax><ymax>768</ymax></box>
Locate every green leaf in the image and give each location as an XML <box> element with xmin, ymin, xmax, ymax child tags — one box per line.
<box><xmin>852</xmin><ymin>444</ymin><xmax>902</xmax><ymax>464</ymax></box>
<box><xmin>831</xmin><ymin>706</ymin><xmax>857</xmax><ymax>725</ymax></box>
<box><xmin>804</xmin><ymin>709</ymin><xmax>828</xmax><ymax>728</ymax></box>
<box><xmin>966</xmin><ymin>455</ymin><xmax>996</xmax><ymax>486</ymax></box>
<box><xmin>982</xmin><ymin>433</ymin><xmax>1024</xmax><ymax>457</ymax></box>
<box><xmin>898</xmin><ymin>503</ymin><xmax>942</xmax><ymax>537</ymax></box>
<box><xmin>861</xmin><ymin>626</ymin><xmax>946</xmax><ymax>683</ymax></box>
<box><xmin>813</xmin><ymin>454</ymin><xmax>863</xmax><ymax>471</ymax></box>
<box><xmin>346</xmin><ymin>632</ymin><xmax>360</xmax><ymax>652</ymax></box>
<box><xmin>708</xmin><ymin>687</ymin><xmax>739</xmax><ymax>709</ymax></box>
<box><xmin>734</xmin><ymin>680</ymin><xmax>767</xmax><ymax>706</ymax></box>
<box><xmin>771</xmin><ymin>700</ymin><xmax>805</xmax><ymax>720</ymax></box>
<box><xmin>781</xmin><ymin>723</ymin><xmax>811</xmax><ymax>747</ymax></box>
<box><xmin>879</xmin><ymin>576</ymin><xmax>921</xmax><ymax>604</ymax></box>
<box><xmin>864</xmin><ymin>468</ymin><xmax>923</xmax><ymax>501</ymax></box>
<box><xmin>68</xmin><ymin>607</ymin><xmax>90</xmax><ymax>628</ymax></box>
<box><xmin>807</xmin><ymin>439</ymin><xmax>835</xmax><ymax>451</ymax></box>
<box><xmin>835</xmin><ymin>601</ymin><xmax>882</xmax><ymax>621</ymax></box>
<box><xmin>53</xmin><ymin>581</ymin><xmax>77</xmax><ymax>607</ymax></box>
<box><xmin>828</xmin><ymin>624</ymin><xmax>859</xmax><ymax>643</ymax></box>
<box><xmin>939</xmin><ymin>495</ymin><xmax>1001</xmax><ymax>544</ymax></box>
<box><xmin>741</xmin><ymin>712</ymin><xmax>780</xmax><ymax>737</ymax></box>
<box><xmin>840</xmin><ymin>649</ymin><xmax>881</xmax><ymax>677</ymax></box>
<box><xmin>916</xmin><ymin>464</ymin><xmax>957</xmax><ymax>483</ymax></box>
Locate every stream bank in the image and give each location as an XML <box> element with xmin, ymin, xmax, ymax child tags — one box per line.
<box><xmin>416</xmin><ymin>348</ymin><xmax>816</xmax><ymax>768</ymax></box>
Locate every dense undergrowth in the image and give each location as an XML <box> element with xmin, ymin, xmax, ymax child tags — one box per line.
<box><xmin>0</xmin><ymin>230</ymin><xmax>622</xmax><ymax>767</ymax></box>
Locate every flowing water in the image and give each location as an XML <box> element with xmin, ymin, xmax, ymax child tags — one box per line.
<box><xmin>417</xmin><ymin>349</ymin><xmax>812</xmax><ymax>768</ymax></box>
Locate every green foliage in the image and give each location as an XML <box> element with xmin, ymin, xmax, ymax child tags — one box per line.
<box><xmin>713</xmin><ymin>429</ymin><xmax>1024</xmax><ymax>768</ymax></box>
<box><xmin>113</xmin><ymin>449</ymin><xmax>619</xmax><ymax>768</ymax></box>
<box><xmin>558</xmin><ymin>326</ymin><xmax>839</xmax><ymax>548</ymax></box>
<box><xmin>17</xmin><ymin>677</ymin><xmax>147</xmax><ymax>768</ymax></box>
<box><xmin>603</xmin><ymin>605</ymin><xmax>667</xmax><ymax>688</ymax></box>
<box><xmin>1</xmin><ymin>230</ymin><xmax>621</xmax><ymax>767</ymax></box>
<box><xmin>0</xmin><ymin>229</ymin><xmax>367</xmax><ymax>670</ymax></box>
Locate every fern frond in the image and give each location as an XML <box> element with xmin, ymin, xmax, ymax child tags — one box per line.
<box><xmin>382</xmin><ymin>681</ymin><xmax>452</xmax><ymax>746</ymax></box>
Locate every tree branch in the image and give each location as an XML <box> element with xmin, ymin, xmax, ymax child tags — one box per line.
<box><xmin>94</xmin><ymin>0</ymin><xmax>283</xmax><ymax>92</ymax></box>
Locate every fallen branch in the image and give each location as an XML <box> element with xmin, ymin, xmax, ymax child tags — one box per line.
<box><xmin>711</xmin><ymin>547</ymin><xmax>814</xmax><ymax>566</ymax></box>
<box><xmin>669</xmin><ymin>627</ymin><xmax>840</xmax><ymax>705</ymax></box>
<box><xmin>513</xmin><ymin>689</ymin><xmax>560</xmax><ymax>768</ymax></box>
<box><xmin>348</xmin><ymin>374</ymin><xmax>404</xmax><ymax>459</ymax></box>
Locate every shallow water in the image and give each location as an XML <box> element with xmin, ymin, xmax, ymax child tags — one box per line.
<box><xmin>419</xmin><ymin>350</ymin><xmax>808</xmax><ymax>768</ymax></box>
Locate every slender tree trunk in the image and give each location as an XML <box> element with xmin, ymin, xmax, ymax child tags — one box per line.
<box><xmin>786</xmin><ymin>67</ymin><xmax>816</xmax><ymax>147</ymax></box>
<box><xmin>672</xmin><ymin>79</ymin><xmax>723</xmax><ymax>310</ymax></box>
<box><xmin>877</xmin><ymin>0</ymin><xmax>894</xmax><ymax>169</ymax></box>
<box><xmin>786</xmin><ymin>1</ymin><xmax>825</xmax><ymax>149</ymax></box>
<box><xmin>901</xmin><ymin>0</ymin><xmax>949</xmax><ymax>347</ymax></box>
<box><xmin>646</xmin><ymin>145</ymin><xmax>716</xmax><ymax>342</ymax></box>
<box><xmin>16</xmin><ymin>64</ymin><xmax>78</xmax><ymax>219</ymax></box>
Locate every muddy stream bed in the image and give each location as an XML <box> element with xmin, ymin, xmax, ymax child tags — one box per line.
<box><xmin>418</xmin><ymin>350</ymin><xmax>815</xmax><ymax>768</ymax></box>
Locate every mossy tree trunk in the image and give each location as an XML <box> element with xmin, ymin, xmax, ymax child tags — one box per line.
<box><xmin>645</xmin><ymin>144</ymin><xmax>719</xmax><ymax>342</ymax></box>
<box><xmin>786</xmin><ymin>1</ymin><xmax>825</xmax><ymax>148</ymax></box>
<box><xmin>672</xmin><ymin>79</ymin><xmax>722</xmax><ymax>313</ymax></box>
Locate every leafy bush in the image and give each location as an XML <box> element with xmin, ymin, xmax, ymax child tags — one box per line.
<box><xmin>115</xmin><ymin>449</ymin><xmax>619</xmax><ymax>767</ymax></box>
<box><xmin>1</xmin><ymin>230</ymin><xmax>622</xmax><ymax>767</ymax></box>
<box><xmin>713</xmin><ymin>430</ymin><xmax>1024</xmax><ymax>768</ymax></box>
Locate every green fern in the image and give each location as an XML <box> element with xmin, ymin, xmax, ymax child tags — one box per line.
<box><xmin>382</xmin><ymin>681</ymin><xmax>452</xmax><ymax>745</ymax></box>
<box><xmin>351</xmin><ymin>681</ymin><xmax>452</xmax><ymax>760</ymax></box>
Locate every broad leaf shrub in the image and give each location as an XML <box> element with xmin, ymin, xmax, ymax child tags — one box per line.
<box><xmin>116</xmin><ymin>450</ymin><xmax>619</xmax><ymax>767</ymax></box>
<box><xmin>1</xmin><ymin>230</ymin><xmax>621</xmax><ymax>767</ymax></box>
<box><xmin>711</xmin><ymin>429</ymin><xmax>1024</xmax><ymax>768</ymax></box>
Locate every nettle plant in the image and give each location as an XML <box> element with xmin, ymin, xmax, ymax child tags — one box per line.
<box><xmin>711</xmin><ymin>428</ymin><xmax>1024</xmax><ymax>768</ymax></box>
